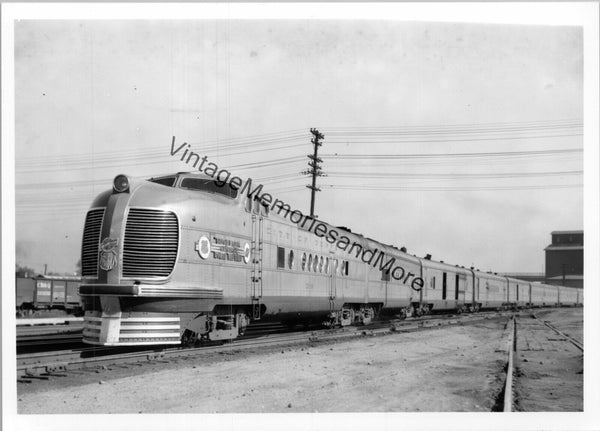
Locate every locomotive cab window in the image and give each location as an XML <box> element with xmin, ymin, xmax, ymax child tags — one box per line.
<box><xmin>180</xmin><ymin>177</ymin><xmax>238</xmax><ymax>198</ymax></box>
<box><xmin>288</xmin><ymin>250</ymin><xmax>295</xmax><ymax>269</ymax></box>
<box><xmin>149</xmin><ymin>176</ymin><xmax>177</xmax><ymax>187</ymax></box>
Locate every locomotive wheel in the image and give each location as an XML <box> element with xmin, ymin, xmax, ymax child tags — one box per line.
<box><xmin>181</xmin><ymin>329</ymin><xmax>198</xmax><ymax>347</ymax></box>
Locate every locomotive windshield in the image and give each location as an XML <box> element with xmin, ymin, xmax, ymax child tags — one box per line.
<box><xmin>148</xmin><ymin>174</ymin><xmax>238</xmax><ymax>198</ymax></box>
<box><xmin>148</xmin><ymin>176</ymin><xmax>177</xmax><ymax>187</ymax></box>
<box><xmin>180</xmin><ymin>177</ymin><xmax>238</xmax><ymax>199</ymax></box>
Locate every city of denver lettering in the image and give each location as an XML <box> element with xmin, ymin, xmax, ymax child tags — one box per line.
<box><xmin>171</xmin><ymin>137</ymin><xmax>424</xmax><ymax>291</ymax></box>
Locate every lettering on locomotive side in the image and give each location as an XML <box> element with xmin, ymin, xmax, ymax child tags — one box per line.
<box><xmin>210</xmin><ymin>235</ymin><xmax>246</xmax><ymax>262</ymax></box>
<box><xmin>171</xmin><ymin>136</ymin><xmax>424</xmax><ymax>291</ymax></box>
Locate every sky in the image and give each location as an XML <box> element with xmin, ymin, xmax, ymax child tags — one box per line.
<box><xmin>12</xmin><ymin>11</ymin><xmax>586</xmax><ymax>275</ymax></box>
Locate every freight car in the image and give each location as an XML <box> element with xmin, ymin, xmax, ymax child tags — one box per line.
<box><xmin>79</xmin><ymin>172</ymin><xmax>582</xmax><ymax>346</ymax></box>
<box><xmin>16</xmin><ymin>275</ymin><xmax>82</xmax><ymax>316</ymax></box>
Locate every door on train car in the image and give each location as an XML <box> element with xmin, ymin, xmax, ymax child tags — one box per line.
<box><xmin>455</xmin><ymin>274</ymin><xmax>466</xmax><ymax>303</ymax></box>
<box><xmin>249</xmin><ymin>198</ymin><xmax>265</xmax><ymax>319</ymax></box>
<box><xmin>329</xmin><ymin>253</ymin><xmax>337</xmax><ymax>311</ymax></box>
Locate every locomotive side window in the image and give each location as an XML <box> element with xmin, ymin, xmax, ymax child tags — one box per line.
<box><xmin>288</xmin><ymin>250</ymin><xmax>295</xmax><ymax>269</ymax></box>
<box><xmin>381</xmin><ymin>268</ymin><xmax>390</xmax><ymax>281</ymax></box>
<box><xmin>431</xmin><ymin>276</ymin><xmax>436</xmax><ymax>289</ymax></box>
<box><xmin>277</xmin><ymin>247</ymin><xmax>285</xmax><ymax>269</ymax></box>
<box><xmin>308</xmin><ymin>254</ymin><xmax>313</xmax><ymax>272</ymax></box>
<box><xmin>324</xmin><ymin>257</ymin><xmax>330</xmax><ymax>274</ymax></box>
<box><xmin>343</xmin><ymin>261</ymin><xmax>349</xmax><ymax>276</ymax></box>
<box><xmin>313</xmin><ymin>256</ymin><xmax>319</xmax><ymax>272</ymax></box>
<box><xmin>301</xmin><ymin>253</ymin><xmax>307</xmax><ymax>270</ymax></box>
<box><xmin>260</xmin><ymin>202</ymin><xmax>269</xmax><ymax>217</ymax></box>
<box><xmin>180</xmin><ymin>177</ymin><xmax>238</xmax><ymax>198</ymax></box>
<box><xmin>442</xmin><ymin>272</ymin><xmax>447</xmax><ymax>300</ymax></box>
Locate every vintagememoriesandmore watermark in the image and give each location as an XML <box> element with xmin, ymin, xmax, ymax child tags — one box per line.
<box><xmin>170</xmin><ymin>137</ymin><xmax>424</xmax><ymax>291</ymax></box>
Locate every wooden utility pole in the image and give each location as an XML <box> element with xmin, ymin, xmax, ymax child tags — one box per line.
<box><xmin>303</xmin><ymin>128</ymin><xmax>325</xmax><ymax>218</ymax></box>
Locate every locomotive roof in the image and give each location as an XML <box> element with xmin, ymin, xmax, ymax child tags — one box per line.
<box><xmin>146</xmin><ymin>171</ymin><xmax>507</xmax><ymax>275</ymax></box>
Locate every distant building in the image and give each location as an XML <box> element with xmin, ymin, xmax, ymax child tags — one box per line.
<box><xmin>544</xmin><ymin>230</ymin><xmax>583</xmax><ymax>288</ymax></box>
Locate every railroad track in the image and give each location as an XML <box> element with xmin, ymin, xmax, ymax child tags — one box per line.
<box><xmin>17</xmin><ymin>309</ymin><xmax>515</xmax><ymax>383</ymax></box>
<box><xmin>501</xmin><ymin>309</ymin><xmax>583</xmax><ymax>412</ymax></box>
<box><xmin>540</xmin><ymin>319</ymin><xmax>583</xmax><ymax>351</ymax></box>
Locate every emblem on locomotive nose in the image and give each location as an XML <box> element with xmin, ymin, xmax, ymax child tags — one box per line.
<box><xmin>99</xmin><ymin>237</ymin><xmax>119</xmax><ymax>271</ymax></box>
<box><xmin>196</xmin><ymin>235</ymin><xmax>211</xmax><ymax>259</ymax></box>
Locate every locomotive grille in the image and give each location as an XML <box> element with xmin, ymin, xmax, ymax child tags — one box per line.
<box><xmin>122</xmin><ymin>208</ymin><xmax>179</xmax><ymax>278</ymax></box>
<box><xmin>81</xmin><ymin>208</ymin><xmax>105</xmax><ymax>277</ymax></box>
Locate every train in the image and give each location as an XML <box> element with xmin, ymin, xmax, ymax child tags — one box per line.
<box><xmin>79</xmin><ymin>172</ymin><xmax>583</xmax><ymax>346</ymax></box>
<box><xmin>16</xmin><ymin>275</ymin><xmax>82</xmax><ymax>316</ymax></box>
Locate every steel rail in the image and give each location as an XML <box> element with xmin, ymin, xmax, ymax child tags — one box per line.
<box><xmin>17</xmin><ymin>311</ymin><xmax>513</xmax><ymax>379</ymax></box>
<box><xmin>503</xmin><ymin>315</ymin><xmax>516</xmax><ymax>412</ymax></box>
<box><xmin>541</xmin><ymin>320</ymin><xmax>583</xmax><ymax>352</ymax></box>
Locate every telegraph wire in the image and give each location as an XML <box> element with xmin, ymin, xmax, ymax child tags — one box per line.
<box><xmin>323</xmin><ymin>133</ymin><xmax>582</xmax><ymax>144</ymax></box>
<box><xmin>322</xmin><ymin>148</ymin><xmax>582</xmax><ymax>160</ymax></box>
<box><xmin>326</xmin><ymin>170</ymin><xmax>583</xmax><ymax>179</ymax></box>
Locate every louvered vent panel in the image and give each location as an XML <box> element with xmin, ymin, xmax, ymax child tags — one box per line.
<box><xmin>81</xmin><ymin>209</ymin><xmax>105</xmax><ymax>277</ymax></box>
<box><xmin>122</xmin><ymin>208</ymin><xmax>179</xmax><ymax>278</ymax></box>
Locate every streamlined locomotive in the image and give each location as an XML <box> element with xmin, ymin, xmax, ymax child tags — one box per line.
<box><xmin>79</xmin><ymin>172</ymin><xmax>582</xmax><ymax>346</ymax></box>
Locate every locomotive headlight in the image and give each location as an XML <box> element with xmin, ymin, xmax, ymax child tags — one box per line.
<box><xmin>113</xmin><ymin>174</ymin><xmax>130</xmax><ymax>193</ymax></box>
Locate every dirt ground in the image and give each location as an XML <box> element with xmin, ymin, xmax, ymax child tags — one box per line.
<box><xmin>513</xmin><ymin>307</ymin><xmax>583</xmax><ymax>411</ymax></box>
<box><xmin>18</xmin><ymin>318</ymin><xmax>511</xmax><ymax>414</ymax></box>
<box><xmin>16</xmin><ymin>308</ymin><xmax>582</xmax><ymax>414</ymax></box>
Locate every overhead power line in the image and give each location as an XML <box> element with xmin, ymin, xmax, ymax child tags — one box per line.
<box><xmin>323</xmin><ymin>118</ymin><xmax>581</xmax><ymax>133</ymax></box>
<box><xmin>324</xmin><ymin>133</ymin><xmax>582</xmax><ymax>144</ymax></box>
<box><xmin>322</xmin><ymin>148</ymin><xmax>582</xmax><ymax>160</ymax></box>
<box><xmin>326</xmin><ymin>170</ymin><xmax>583</xmax><ymax>180</ymax></box>
<box><xmin>323</xmin><ymin>184</ymin><xmax>583</xmax><ymax>191</ymax></box>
